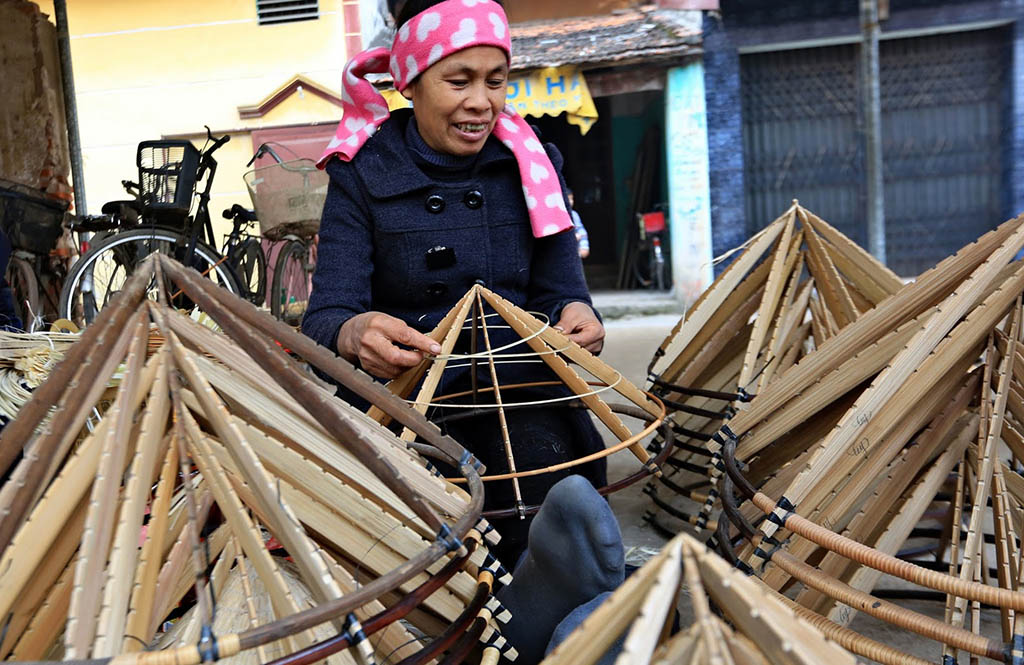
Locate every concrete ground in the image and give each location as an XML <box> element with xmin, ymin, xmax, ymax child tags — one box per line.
<box><xmin>588</xmin><ymin>312</ymin><xmax>1006</xmax><ymax>664</ymax></box>
<box><xmin>598</xmin><ymin>313</ymin><xmax>679</xmax><ymax>555</ymax></box>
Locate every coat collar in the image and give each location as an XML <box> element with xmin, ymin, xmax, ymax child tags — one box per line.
<box><xmin>351</xmin><ymin>109</ymin><xmax>516</xmax><ymax>199</ymax></box>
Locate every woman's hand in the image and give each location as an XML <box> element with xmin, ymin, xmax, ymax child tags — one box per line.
<box><xmin>338</xmin><ymin>312</ymin><xmax>442</xmax><ymax>379</ymax></box>
<box><xmin>554</xmin><ymin>302</ymin><xmax>604</xmax><ymax>355</ymax></box>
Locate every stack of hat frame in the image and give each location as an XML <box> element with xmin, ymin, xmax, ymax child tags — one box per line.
<box><xmin>645</xmin><ymin>202</ymin><xmax>1024</xmax><ymax>664</ymax></box>
<box><xmin>0</xmin><ymin>254</ymin><xmax>525</xmax><ymax>665</ymax></box>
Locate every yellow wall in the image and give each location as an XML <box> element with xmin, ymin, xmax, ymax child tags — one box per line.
<box><xmin>35</xmin><ymin>0</ymin><xmax>348</xmax><ymax>236</ymax></box>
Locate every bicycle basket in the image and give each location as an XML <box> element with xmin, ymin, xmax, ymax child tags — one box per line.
<box><xmin>244</xmin><ymin>159</ymin><xmax>328</xmax><ymax>240</ymax></box>
<box><xmin>0</xmin><ymin>180</ymin><xmax>68</xmax><ymax>254</ymax></box>
<box><xmin>137</xmin><ymin>140</ymin><xmax>199</xmax><ymax>214</ymax></box>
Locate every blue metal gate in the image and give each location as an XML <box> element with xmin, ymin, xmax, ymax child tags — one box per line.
<box><xmin>740</xmin><ymin>26</ymin><xmax>1009</xmax><ymax>275</ymax></box>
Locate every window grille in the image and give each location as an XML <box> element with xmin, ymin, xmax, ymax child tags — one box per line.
<box><xmin>257</xmin><ymin>0</ymin><xmax>319</xmax><ymax>25</ymax></box>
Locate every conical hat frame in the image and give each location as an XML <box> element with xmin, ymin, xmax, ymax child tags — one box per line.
<box><xmin>370</xmin><ymin>284</ymin><xmax>667</xmax><ymax>518</ymax></box>
<box><xmin>0</xmin><ymin>255</ymin><xmax>529</xmax><ymax>665</ymax></box>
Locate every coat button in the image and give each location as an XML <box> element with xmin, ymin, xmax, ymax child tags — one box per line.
<box><xmin>426</xmin><ymin>282</ymin><xmax>448</xmax><ymax>298</ymax></box>
<box><xmin>425</xmin><ymin>194</ymin><xmax>445</xmax><ymax>214</ymax></box>
<box><xmin>463</xmin><ymin>190</ymin><xmax>483</xmax><ymax>209</ymax></box>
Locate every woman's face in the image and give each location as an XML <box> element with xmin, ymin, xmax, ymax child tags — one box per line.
<box><xmin>403</xmin><ymin>45</ymin><xmax>509</xmax><ymax>156</ymax></box>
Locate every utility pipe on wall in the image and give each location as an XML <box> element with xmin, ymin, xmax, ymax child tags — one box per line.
<box><xmin>53</xmin><ymin>0</ymin><xmax>86</xmax><ymax>215</ymax></box>
<box><xmin>860</xmin><ymin>0</ymin><xmax>884</xmax><ymax>264</ymax></box>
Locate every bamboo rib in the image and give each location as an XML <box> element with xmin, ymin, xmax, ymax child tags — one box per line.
<box><xmin>479</xmin><ymin>288</ymin><xmax>654</xmax><ymax>466</ymax></box>
<box><xmin>650</xmin><ymin>207</ymin><xmax>790</xmax><ymax>379</ymax></box>
<box><xmin>800</xmin><ymin>207</ymin><xmax>903</xmax><ymax>298</ymax></box>
<box><xmin>198</xmin><ymin>426</ymin><xmax>478</xmax><ymax>618</ymax></box>
<box><xmin>189</xmin><ymin>353</ymin><xmax>467</xmax><ymax>536</ymax></box>
<box><xmin>690</xmin><ymin>534</ymin><xmax>860</xmax><ymax>665</ymax></box>
<box><xmin>802</xmin><ymin>214</ymin><xmax>858</xmax><ymax>329</ymax></box>
<box><xmin>758</xmin><ymin>235</ymin><xmax>1024</xmax><ymax>550</ymax></box>
<box><xmin>0</xmin><ymin>348</ymin><xmax>158</xmax><ymax>623</ymax></box>
<box><xmin>0</xmin><ymin>494</ymin><xmax>87</xmax><ymax>658</ymax></box>
<box><xmin>759</xmin><ymin>352</ymin><xmax>978</xmax><ymax>591</ymax></box>
<box><xmin>11</xmin><ymin>550</ymin><xmax>79</xmax><ymax>660</ymax></box>
<box><xmin>0</xmin><ymin>306</ymin><xmax>137</xmax><ymax>549</ymax></box>
<box><xmin>94</xmin><ymin>351</ymin><xmax>171</xmax><ymax>658</ymax></box>
<box><xmin>123</xmin><ymin>431</ymin><xmax>180</xmax><ymax>650</ymax></box>
<box><xmin>164</xmin><ymin>328</ymin><xmax>345</xmax><ymax>612</ymax></box>
<box><xmin>0</xmin><ymin>261</ymin><xmax>156</xmax><ymax>547</ymax></box>
<box><xmin>148</xmin><ymin>487</ymin><xmax>214</xmax><ymax>638</ymax></box>
<box><xmin>660</xmin><ymin>257</ymin><xmax>773</xmax><ymax>389</ymax></box>
<box><xmin>803</xmin><ymin>396</ymin><xmax>978</xmax><ymax>615</ymax></box>
<box><xmin>725</xmin><ymin>213</ymin><xmax>1024</xmax><ymax>438</ymax></box>
<box><xmin>614</xmin><ymin>538</ymin><xmax>682</xmax><ymax>664</ymax></box>
<box><xmin>400</xmin><ymin>288</ymin><xmax>475</xmax><ymax>440</ymax></box>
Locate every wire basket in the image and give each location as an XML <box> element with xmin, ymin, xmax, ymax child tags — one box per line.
<box><xmin>244</xmin><ymin>159</ymin><xmax>328</xmax><ymax>240</ymax></box>
<box><xmin>137</xmin><ymin>140</ymin><xmax>199</xmax><ymax>214</ymax></box>
<box><xmin>0</xmin><ymin>181</ymin><xmax>68</xmax><ymax>254</ymax></box>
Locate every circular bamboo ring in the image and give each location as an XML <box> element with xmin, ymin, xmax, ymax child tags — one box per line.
<box><xmin>434</xmin><ymin>384</ymin><xmax>666</xmax><ymax>482</ymax></box>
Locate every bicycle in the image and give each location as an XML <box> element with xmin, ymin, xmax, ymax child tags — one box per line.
<box><xmin>59</xmin><ymin>128</ymin><xmax>244</xmax><ymax>327</ymax></box>
<box><xmin>0</xmin><ymin>179</ymin><xmax>73</xmax><ymax>331</ymax></box>
<box><xmin>243</xmin><ymin>143</ymin><xmax>326</xmax><ymax>324</ymax></box>
<box><xmin>221</xmin><ymin>203</ymin><xmax>266</xmax><ymax>306</ymax></box>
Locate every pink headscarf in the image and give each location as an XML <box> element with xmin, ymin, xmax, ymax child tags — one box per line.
<box><xmin>318</xmin><ymin>0</ymin><xmax>573</xmax><ymax>238</ymax></box>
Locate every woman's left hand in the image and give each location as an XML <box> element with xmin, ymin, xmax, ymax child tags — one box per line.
<box><xmin>554</xmin><ymin>302</ymin><xmax>604</xmax><ymax>355</ymax></box>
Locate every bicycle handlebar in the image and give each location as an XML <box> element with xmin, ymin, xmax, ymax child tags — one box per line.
<box><xmin>246</xmin><ymin>142</ymin><xmax>285</xmax><ymax>167</ymax></box>
<box><xmin>197</xmin><ymin>126</ymin><xmax>230</xmax><ymax>182</ymax></box>
<box><xmin>222</xmin><ymin>204</ymin><xmax>257</xmax><ymax>222</ymax></box>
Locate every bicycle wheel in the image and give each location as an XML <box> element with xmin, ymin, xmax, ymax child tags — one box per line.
<box><xmin>5</xmin><ymin>256</ymin><xmax>39</xmax><ymax>330</ymax></box>
<box><xmin>270</xmin><ymin>239</ymin><xmax>312</xmax><ymax>324</ymax></box>
<box><xmin>59</xmin><ymin>227</ymin><xmax>243</xmax><ymax>328</ymax></box>
<box><xmin>227</xmin><ymin>237</ymin><xmax>267</xmax><ymax>306</ymax></box>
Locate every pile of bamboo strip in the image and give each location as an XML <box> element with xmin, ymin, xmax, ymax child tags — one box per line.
<box><xmin>0</xmin><ymin>331</ymin><xmax>79</xmax><ymax>421</ymax></box>
<box><xmin>540</xmin><ymin>532</ymin><xmax>900</xmax><ymax>665</ymax></box>
<box><xmin>0</xmin><ymin>255</ymin><xmax>518</xmax><ymax>665</ymax></box>
<box><xmin>645</xmin><ymin>203</ymin><xmax>1024</xmax><ymax>663</ymax></box>
<box><xmin>644</xmin><ymin>201</ymin><xmax>903</xmax><ymax>534</ymax></box>
<box><xmin>375</xmin><ymin>283</ymin><xmax>668</xmax><ymax>519</ymax></box>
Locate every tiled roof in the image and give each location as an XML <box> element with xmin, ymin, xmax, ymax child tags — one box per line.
<box><xmin>510</xmin><ymin>7</ymin><xmax>702</xmax><ymax>71</ymax></box>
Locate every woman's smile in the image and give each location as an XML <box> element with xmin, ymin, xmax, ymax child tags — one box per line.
<box><xmin>452</xmin><ymin>120</ymin><xmax>493</xmax><ymax>143</ymax></box>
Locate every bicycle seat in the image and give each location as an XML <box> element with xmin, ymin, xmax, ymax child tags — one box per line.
<box><xmin>66</xmin><ymin>214</ymin><xmax>120</xmax><ymax>232</ymax></box>
<box><xmin>223</xmin><ymin>204</ymin><xmax>257</xmax><ymax>223</ymax></box>
<box><xmin>100</xmin><ymin>199</ymin><xmax>141</xmax><ymax>216</ymax></box>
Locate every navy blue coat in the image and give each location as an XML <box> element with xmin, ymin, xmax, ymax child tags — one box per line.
<box><xmin>303</xmin><ymin>110</ymin><xmax>607</xmax><ymax>562</ymax></box>
<box><xmin>302</xmin><ymin>109</ymin><xmax>594</xmax><ymax>394</ymax></box>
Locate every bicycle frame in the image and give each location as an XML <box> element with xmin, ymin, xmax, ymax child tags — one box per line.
<box><xmin>181</xmin><ymin>128</ymin><xmax>229</xmax><ymax>267</ymax></box>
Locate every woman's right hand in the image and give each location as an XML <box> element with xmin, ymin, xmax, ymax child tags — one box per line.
<box><xmin>338</xmin><ymin>311</ymin><xmax>442</xmax><ymax>379</ymax></box>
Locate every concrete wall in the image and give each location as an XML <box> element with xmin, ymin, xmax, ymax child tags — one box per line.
<box><xmin>0</xmin><ymin>0</ymin><xmax>70</xmax><ymax>198</ymax></box>
<box><xmin>33</xmin><ymin>0</ymin><xmax>351</xmax><ymax>225</ymax></box>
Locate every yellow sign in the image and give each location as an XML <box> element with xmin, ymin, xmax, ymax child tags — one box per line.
<box><xmin>380</xmin><ymin>66</ymin><xmax>598</xmax><ymax>134</ymax></box>
<box><xmin>506</xmin><ymin>66</ymin><xmax>598</xmax><ymax>135</ymax></box>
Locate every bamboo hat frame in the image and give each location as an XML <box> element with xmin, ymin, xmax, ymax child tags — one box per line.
<box><xmin>643</xmin><ymin>202</ymin><xmax>1024</xmax><ymax>664</ymax></box>
<box><xmin>0</xmin><ymin>255</ymin><xmax>527</xmax><ymax>665</ymax></box>
<box><xmin>370</xmin><ymin>283</ymin><xmax>668</xmax><ymax>519</ymax></box>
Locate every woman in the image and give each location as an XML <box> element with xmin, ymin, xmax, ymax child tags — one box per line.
<box><xmin>303</xmin><ymin>0</ymin><xmax>606</xmax><ymax>564</ymax></box>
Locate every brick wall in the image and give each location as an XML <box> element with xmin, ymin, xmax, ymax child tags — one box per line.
<box><xmin>701</xmin><ymin>12</ymin><xmax>747</xmax><ymax>264</ymax></box>
<box><xmin>0</xmin><ymin>0</ymin><xmax>70</xmax><ymax>198</ymax></box>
